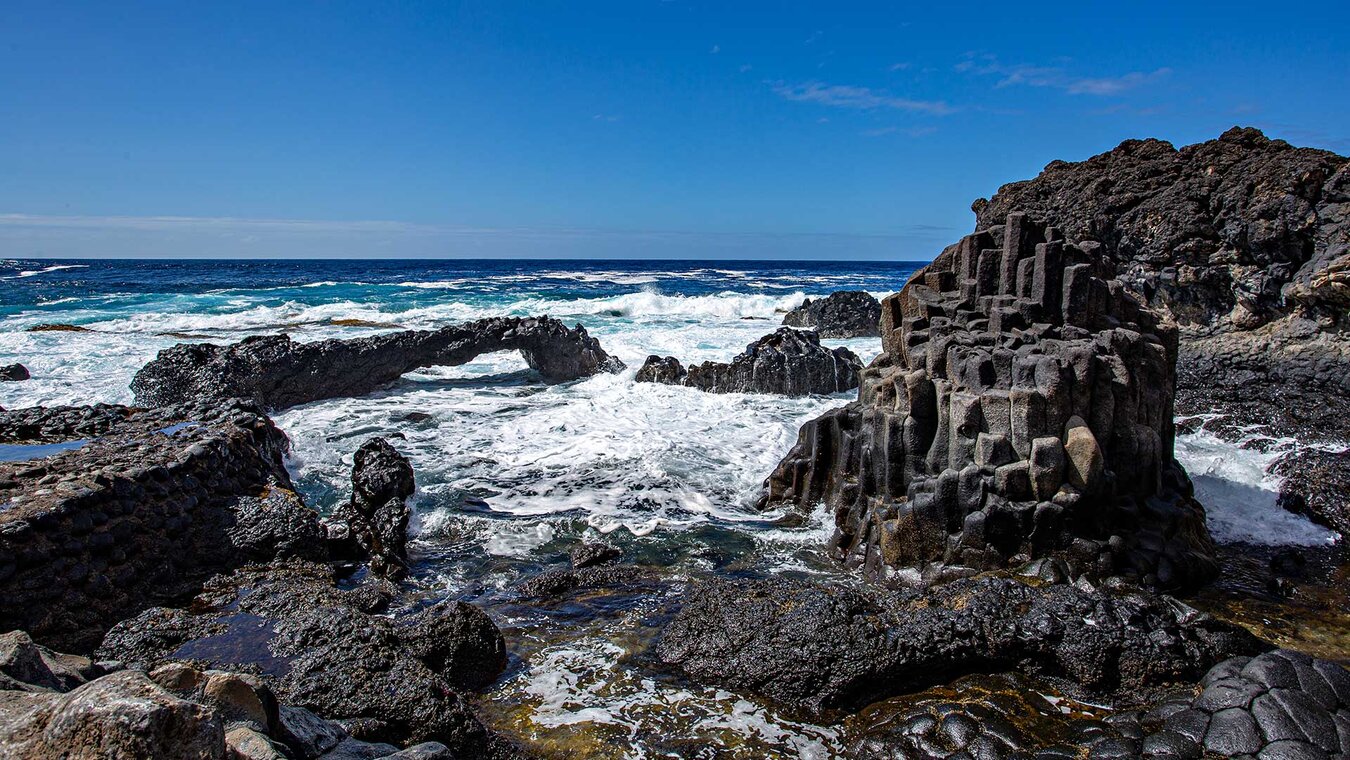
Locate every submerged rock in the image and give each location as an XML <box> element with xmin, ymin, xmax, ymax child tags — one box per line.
<box><xmin>0</xmin><ymin>363</ymin><xmax>29</xmax><ymax>382</ymax></box>
<box><xmin>761</xmin><ymin>214</ymin><xmax>1214</xmax><ymax>590</ymax></box>
<box><xmin>782</xmin><ymin>291</ymin><xmax>883</xmax><ymax>338</ymax></box>
<box><xmin>131</xmin><ymin>315</ymin><xmax>625</xmax><ymax>411</ymax></box>
<box><xmin>325</xmin><ymin>437</ymin><xmax>416</xmax><ymax>580</ymax></box>
<box><xmin>0</xmin><ymin>400</ymin><xmax>323</xmax><ymax>653</ymax></box>
<box><xmin>654</xmin><ymin>575</ymin><xmax>1260</xmax><ymax>715</ymax></box>
<box><xmin>636</xmin><ymin>327</ymin><xmax>862</xmax><ymax>396</ymax></box>
<box><xmin>97</xmin><ymin>561</ymin><xmax>511</xmax><ymax>755</ymax></box>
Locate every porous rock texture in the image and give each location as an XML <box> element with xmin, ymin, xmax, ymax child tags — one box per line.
<box><xmin>0</xmin><ymin>400</ymin><xmax>323</xmax><ymax>652</ymax></box>
<box><xmin>782</xmin><ymin>290</ymin><xmax>883</xmax><ymax>338</ymax></box>
<box><xmin>131</xmin><ymin>315</ymin><xmax>626</xmax><ymax>411</ymax></box>
<box><xmin>97</xmin><ymin>560</ymin><xmax>513</xmax><ymax>756</ymax></box>
<box><xmin>760</xmin><ymin>213</ymin><xmax>1215</xmax><ymax>590</ymax></box>
<box><xmin>325</xmin><ymin>437</ymin><xmax>416</xmax><ymax>580</ymax></box>
<box><xmin>635</xmin><ymin>327</ymin><xmax>862</xmax><ymax>396</ymax></box>
<box><xmin>654</xmin><ymin>575</ymin><xmax>1260</xmax><ymax>715</ymax></box>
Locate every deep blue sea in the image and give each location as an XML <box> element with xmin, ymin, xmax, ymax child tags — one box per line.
<box><xmin>0</xmin><ymin>256</ymin><xmax>1334</xmax><ymax>757</ymax></box>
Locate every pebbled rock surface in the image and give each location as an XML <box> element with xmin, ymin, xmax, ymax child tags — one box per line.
<box><xmin>636</xmin><ymin>327</ymin><xmax>862</xmax><ymax>396</ymax></box>
<box><xmin>654</xmin><ymin>575</ymin><xmax>1260</xmax><ymax>714</ymax></box>
<box><xmin>97</xmin><ymin>561</ymin><xmax>513</xmax><ymax>756</ymax></box>
<box><xmin>325</xmin><ymin>437</ymin><xmax>416</xmax><ymax>580</ymax></box>
<box><xmin>782</xmin><ymin>291</ymin><xmax>883</xmax><ymax>338</ymax></box>
<box><xmin>760</xmin><ymin>214</ymin><xmax>1214</xmax><ymax>590</ymax></box>
<box><xmin>0</xmin><ymin>400</ymin><xmax>323</xmax><ymax>653</ymax></box>
<box><xmin>131</xmin><ymin>315</ymin><xmax>626</xmax><ymax>411</ymax></box>
<box><xmin>0</xmin><ymin>363</ymin><xmax>29</xmax><ymax>382</ymax></box>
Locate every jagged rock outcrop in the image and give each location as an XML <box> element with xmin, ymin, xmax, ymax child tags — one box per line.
<box><xmin>636</xmin><ymin>327</ymin><xmax>862</xmax><ymax>396</ymax></box>
<box><xmin>0</xmin><ymin>363</ymin><xmax>28</xmax><ymax>382</ymax></box>
<box><xmin>97</xmin><ymin>561</ymin><xmax>513</xmax><ymax>756</ymax></box>
<box><xmin>0</xmin><ymin>400</ymin><xmax>323</xmax><ymax>653</ymax></box>
<box><xmin>131</xmin><ymin>316</ymin><xmax>626</xmax><ymax>411</ymax></box>
<box><xmin>760</xmin><ymin>214</ymin><xmax>1215</xmax><ymax>590</ymax></box>
<box><xmin>325</xmin><ymin>438</ymin><xmax>415</xmax><ymax>580</ymax></box>
<box><xmin>782</xmin><ymin>291</ymin><xmax>883</xmax><ymax>338</ymax></box>
<box><xmin>654</xmin><ymin>575</ymin><xmax>1260</xmax><ymax>715</ymax></box>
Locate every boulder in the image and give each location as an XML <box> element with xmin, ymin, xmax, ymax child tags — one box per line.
<box><xmin>570</xmin><ymin>541</ymin><xmax>622</xmax><ymax>569</ymax></box>
<box><xmin>326</xmin><ymin>438</ymin><xmax>415</xmax><ymax>580</ymax></box>
<box><xmin>636</xmin><ymin>327</ymin><xmax>862</xmax><ymax>396</ymax></box>
<box><xmin>782</xmin><ymin>290</ymin><xmax>883</xmax><ymax>338</ymax></box>
<box><xmin>0</xmin><ymin>400</ymin><xmax>324</xmax><ymax>653</ymax></box>
<box><xmin>131</xmin><ymin>315</ymin><xmax>625</xmax><ymax>411</ymax></box>
<box><xmin>0</xmin><ymin>363</ymin><xmax>29</xmax><ymax>382</ymax></box>
<box><xmin>1273</xmin><ymin>447</ymin><xmax>1350</xmax><ymax>536</ymax></box>
<box><xmin>760</xmin><ymin>214</ymin><xmax>1215</xmax><ymax>591</ymax></box>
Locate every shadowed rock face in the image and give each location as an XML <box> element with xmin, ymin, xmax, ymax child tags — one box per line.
<box><xmin>0</xmin><ymin>364</ymin><xmax>28</xmax><ymax>382</ymax></box>
<box><xmin>0</xmin><ymin>400</ymin><xmax>322</xmax><ymax>653</ymax></box>
<box><xmin>760</xmin><ymin>214</ymin><xmax>1216</xmax><ymax>591</ymax></box>
<box><xmin>636</xmin><ymin>327</ymin><xmax>862</xmax><ymax>396</ymax></box>
<box><xmin>782</xmin><ymin>291</ymin><xmax>883</xmax><ymax>338</ymax></box>
<box><xmin>326</xmin><ymin>437</ymin><xmax>416</xmax><ymax>580</ymax></box>
<box><xmin>131</xmin><ymin>316</ymin><xmax>626</xmax><ymax>411</ymax></box>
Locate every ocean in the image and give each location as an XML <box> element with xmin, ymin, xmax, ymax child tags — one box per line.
<box><xmin>0</xmin><ymin>257</ymin><xmax>1337</xmax><ymax>757</ymax></box>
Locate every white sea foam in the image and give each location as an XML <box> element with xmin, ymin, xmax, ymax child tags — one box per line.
<box><xmin>2</xmin><ymin>263</ymin><xmax>89</xmax><ymax>279</ymax></box>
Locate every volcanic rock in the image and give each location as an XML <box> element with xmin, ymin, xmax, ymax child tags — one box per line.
<box><xmin>636</xmin><ymin>327</ymin><xmax>862</xmax><ymax>396</ymax></box>
<box><xmin>97</xmin><ymin>561</ymin><xmax>510</xmax><ymax>755</ymax></box>
<box><xmin>782</xmin><ymin>291</ymin><xmax>883</xmax><ymax>338</ymax></box>
<box><xmin>326</xmin><ymin>437</ymin><xmax>416</xmax><ymax>580</ymax></box>
<box><xmin>654</xmin><ymin>575</ymin><xmax>1260</xmax><ymax>714</ymax></box>
<box><xmin>0</xmin><ymin>400</ymin><xmax>323</xmax><ymax>652</ymax></box>
<box><xmin>131</xmin><ymin>315</ymin><xmax>626</xmax><ymax>411</ymax></box>
<box><xmin>0</xmin><ymin>363</ymin><xmax>29</xmax><ymax>382</ymax></box>
<box><xmin>760</xmin><ymin>214</ymin><xmax>1215</xmax><ymax>590</ymax></box>
<box><xmin>570</xmin><ymin>541</ymin><xmax>622</xmax><ymax>569</ymax></box>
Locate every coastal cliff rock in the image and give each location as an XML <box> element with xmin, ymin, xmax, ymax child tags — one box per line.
<box><xmin>759</xmin><ymin>214</ymin><xmax>1215</xmax><ymax>590</ymax></box>
<box><xmin>131</xmin><ymin>315</ymin><xmax>626</xmax><ymax>411</ymax></box>
<box><xmin>325</xmin><ymin>437</ymin><xmax>416</xmax><ymax>580</ymax></box>
<box><xmin>782</xmin><ymin>291</ymin><xmax>883</xmax><ymax>337</ymax></box>
<box><xmin>97</xmin><ymin>561</ymin><xmax>512</xmax><ymax>756</ymax></box>
<box><xmin>636</xmin><ymin>327</ymin><xmax>862</xmax><ymax>395</ymax></box>
<box><xmin>0</xmin><ymin>400</ymin><xmax>323</xmax><ymax>653</ymax></box>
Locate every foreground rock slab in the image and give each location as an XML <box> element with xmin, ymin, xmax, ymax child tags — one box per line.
<box><xmin>131</xmin><ymin>315</ymin><xmax>625</xmax><ymax>411</ymax></box>
<box><xmin>636</xmin><ymin>327</ymin><xmax>862</xmax><ymax>395</ymax></box>
<box><xmin>761</xmin><ymin>214</ymin><xmax>1215</xmax><ymax>590</ymax></box>
<box><xmin>0</xmin><ymin>400</ymin><xmax>322</xmax><ymax>652</ymax></box>
<box><xmin>782</xmin><ymin>291</ymin><xmax>883</xmax><ymax>338</ymax></box>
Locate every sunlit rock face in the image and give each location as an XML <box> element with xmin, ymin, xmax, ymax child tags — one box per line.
<box><xmin>760</xmin><ymin>213</ymin><xmax>1216</xmax><ymax>591</ymax></box>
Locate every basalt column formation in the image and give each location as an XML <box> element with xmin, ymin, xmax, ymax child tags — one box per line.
<box><xmin>760</xmin><ymin>213</ymin><xmax>1217</xmax><ymax>590</ymax></box>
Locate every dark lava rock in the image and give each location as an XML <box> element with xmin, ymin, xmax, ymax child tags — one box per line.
<box><xmin>0</xmin><ymin>363</ymin><xmax>29</xmax><ymax>382</ymax></box>
<box><xmin>513</xmin><ymin>564</ymin><xmax>649</xmax><ymax>599</ymax></box>
<box><xmin>636</xmin><ymin>327</ymin><xmax>862</xmax><ymax>396</ymax></box>
<box><xmin>25</xmin><ymin>323</ymin><xmax>92</xmax><ymax>333</ymax></box>
<box><xmin>760</xmin><ymin>214</ymin><xmax>1215</xmax><ymax>591</ymax></box>
<box><xmin>131</xmin><ymin>315</ymin><xmax>625</xmax><ymax>411</ymax></box>
<box><xmin>1273</xmin><ymin>447</ymin><xmax>1350</xmax><ymax>537</ymax></box>
<box><xmin>0</xmin><ymin>400</ymin><xmax>324</xmax><ymax>653</ymax></box>
<box><xmin>97</xmin><ymin>561</ymin><xmax>512</xmax><ymax>756</ymax></box>
<box><xmin>654</xmin><ymin>575</ymin><xmax>1260</xmax><ymax>714</ymax></box>
<box><xmin>570</xmin><ymin>541</ymin><xmax>622</xmax><ymax>569</ymax></box>
<box><xmin>326</xmin><ymin>437</ymin><xmax>415</xmax><ymax>580</ymax></box>
<box><xmin>782</xmin><ymin>291</ymin><xmax>883</xmax><ymax>338</ymax></box>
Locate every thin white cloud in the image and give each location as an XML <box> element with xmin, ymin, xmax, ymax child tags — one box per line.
<box><xmin>709</xmin><ymin>44</ymin><xmax>720</xmax><ymax>54</ymax></box>
<box><xmin>957</xmin><ymin>53</ymin><xmax>1170</xmax><ymax>96</ymax></box>
<box><xmin>772</xmin><ymin>80</ymin><xmax>955</xmax><ymax>115</ymax></box>
<box><xmin>887</xmin><ymin>62</ymin><xmax>911</xmax><ymax>72</ymax></box>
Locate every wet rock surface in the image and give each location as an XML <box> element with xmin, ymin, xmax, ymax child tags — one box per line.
<box><xmin>325</xmin><ymin>437</ymin><xmax>416</xmax><ymax>579</ymax></box>
<box><xmin>97</xmin><ymin>561</ymin><xmax>513</xmax><ymax>756</ymax></box>
<box><xmin>761</xmin><ymin>214</ymin><xmax>1214</xmax><ymax>590</ymax></box>
<box><xmin>0</xmin><ymin>363</ymin><xmax>28</xmax><ymax>382</ymax></box>
<box><xmin>655</xmin><ymin>575</ymin><xmax>1260</xmax><ymax>714</ymax></box>
<box><xmin>782</xmin><ymin>290</ymin><xmax>883</xmax><ymax>338</ymax></box>
<box><xmin>636</xmin><ymin>327</ymin><xmax>862</xmax><ymax>396</ymax></box>
<box><xmin>131</xmin><ymin>315</ymin><xmax>626</xmax><ymax>411</ymax></box>
<box><xmin>0</xmin><ymin>400</ymin><xmax>322</xmax><ymax>653</ymax></box>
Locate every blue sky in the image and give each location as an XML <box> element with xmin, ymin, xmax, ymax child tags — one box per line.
<box><xmin>2</xmin><ymin>1</ymin><xmax>1347</xmax><ymax>260</ymax></box>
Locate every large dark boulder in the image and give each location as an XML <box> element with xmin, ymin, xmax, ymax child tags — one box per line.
<box><xmin>97</xmin><ymin>561</ymin><xmax>511</xmax><ymax>756</ymax></box>
<box><xmin>0</xmin><ymin>400</ymin><xmax>324</xmax><ymax>653</ymax></box>
<box><xmin>326</xmin><ymin>437</ymin><xmax>416</xmax><ymax>580</ymax></box>
<box><xmin>782</xmin><ymin>291</ymin><xmax>883</xmax><ymax>338</ymax></box>
<box><xmin>131</xmin><ymin>316</ymin><xmax>625</xmax><ymax>411</ymax></box>
<box><xmin>654</xmin><ymin>575</ymin><xmax>1260</xmax><ymax>715</ymax></box>
<box><xmin>0</xmin><ymin>363</ymin><xmax>29</xmax><ymax>382</ymax></box>
<box><xmin>760</xmin><ymin>214</ymin><xmax>1214</xmax><ymax>591</ymax></box>
<box><xmin>636</xmin><ymin>327</ymin><xmax>862</xmax><ymax>396</ymax></box>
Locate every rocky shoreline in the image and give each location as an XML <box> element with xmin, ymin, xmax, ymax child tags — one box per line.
<box><xmin>2</xmin><ymin>128</ymin><xmax>1349</xmax><ymax>759</ymax></box>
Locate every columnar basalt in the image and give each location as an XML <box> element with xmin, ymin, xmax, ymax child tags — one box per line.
<box><xmin>636</xmin><ymin>327</ymin><xmax>862</xmax><ymax>396</ymax></box>
<box><xmin>131</xmin><ymin>316</ymin><xmax>626</xmax><ymax>411</ymax></box>
<box><xmin>760</xmin><ymin>213</ymin><xmax>1216</xmax><ymax>590</ymax></box>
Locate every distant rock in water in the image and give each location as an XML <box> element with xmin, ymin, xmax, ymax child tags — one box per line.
<box><xmin>782</xmin><ymin>290</ymin><xmax>882</xmax><ymax>337</ymax></box>
<box><xmin>0</xmin><ymin>363</ymin><xmax>29</xmax><ymax>381</ymax></box>
<box><xmin>635</xmin><ymin>327</ymin><xmax>862</xmax><ymax>396</ymax></box>
<box><xmin>760</xmin><ymin>213</ymin><xmax>1216</xmax><ymax>591</ymax></box>
<box><xmin>325</xmin><ymin>437</ymin><xmax>416</xmax><ymax>580</ymax></box>
<box><xmin>131</xmin><ymin>315</ymin><xmax>625</xmax><ymax>411</ymax></box>
<box><xmin>25</xmin><ymin>323</ymin><xmax>91</xmax><ymax>333</ymax></box>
